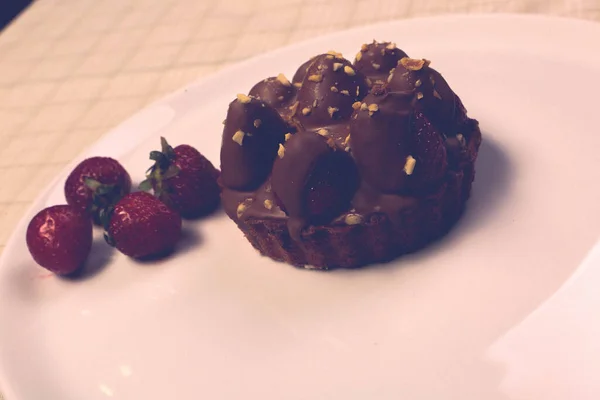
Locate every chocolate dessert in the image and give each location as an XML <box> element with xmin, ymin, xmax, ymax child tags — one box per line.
<box><xmin>219</xmin><ymin>41</ymin><xmax>482</xmax><ymax>269</ymax></box>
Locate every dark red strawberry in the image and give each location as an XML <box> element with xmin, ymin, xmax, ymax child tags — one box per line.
<box><xmin>65</xmin><ymin>157</ymin><xmax>132</xmax><ymax>224</ymax></box>
<box><xmin>26</xmin><ymin>205</ymin><xmax>93</xmax><ymax>275</ymax></box>
<box><xmin>272</xmin><ymin>132</ymin><xmax>358</xmax><ymax>227</ymax></box>
<box><xmin>304</xmin><ymin>151</ymin><xmax>358</xmax><ymax>224</ymax></box>
<box><xmin>104</xmin><ymin>192</ymin><xmax>182</xmax><ymax>259</ymax></box>
<box><xmin>407</xmin><ymin>111</ymin><xmax>448</xmax><ymax>193</ymax></box>
<box><xmin>140</xmin><ymin>137</ymin><xmax>220</xmax><ymax>219</ymax></box>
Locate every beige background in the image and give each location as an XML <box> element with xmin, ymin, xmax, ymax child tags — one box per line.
<box><xmin>0</xmin><ymin>0</ymin><xmax>598</xmax><ymax>397</ymax></box>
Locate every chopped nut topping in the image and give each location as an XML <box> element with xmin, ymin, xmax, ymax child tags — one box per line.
<box><xmin>285</xmin><ymin>133</ymin><xmax>292</xmax><ymax>141</ymax></box>
<box><xmin>232</xmin><ymin>130</ymin><xmax>245</xmax><ymax>146</ymax></box>
<box><xmin>222</xmin><ymin>119</ymin><xmax>226</xmax><ymax>125</ymax></box>
<box><xmin>415</xmin><ymin>79</ymin><xmax>422</xmax><ymax>87</ymax></box>
<box><xmin>344</xmin><ymin>65</ymin><xmax>356</xmax><ymax>76</ymax></box>
<box><xmin>293</xmin><ymin>82</ymin><xmax>302</xmax><ymax>88</ymax></box>
<box><xmin>456</xmin><ymin>133</ymin><xmax>465</xmax><ymax>145</ymax></box>
<box><xmin>326</xmin><ymin>138</ymin><xmax>336</xmax><ymax>149</ymax></box>
<box><xmin>375</xmin><ymin>79</ymin><xmax>384</xmax><ymax>85</ymax></box>
<box><xmin>328</xmin><ymin>106</ymin><xmax>339</xmax><ymax>117</ymax></box>
<box><xmin>263</xmin><ymin>199</ymin><xmax>273</xmax><ymax>210</ymax></box>
<box><xmin>253</xmin><ymin>119</ymin><xmax>261</xmax><ymax>128</ymax></box>
<box><xmin>404</xmin><ymin>155</ymin><xmax>416</xmax><ymax>175</ymax></box>
<box><xmin>236</xmin><ymin>93</ymin><xmax>251</xmax><ymax>103</ymax></box>
<box><xmin>308</xmin><ymin>74</ymin><xmax>323</xmax><ymax>83</ymax></box>
<box><xmin>399</xmin><ymin>57</ymin><xmax>430</xmax><ymax>71</ymax></box>
<box><xmin>387</xmin><ymin>73</ymin><xmax>394</xmax><ymax>83</ymax></box>
<box><xmin>313</xmin><ymin>99</ymin><xmax>318</xmax><ymax>108</ymax></box>
<box><xmin>360</xmin><ymin>102</ymin><xmax>368</xmax><ymax>111</ymax></box>
<box><xmin>276</xmin><ymin>73</ymin><xmax>291</xmax><ymax>86</ymax></box>
<box><xmin>352</xmin><ymin>101</ymin><xmax>362</xmax><ymax>110</ymax></box>
<box><xmin>330</xmin><ymin>86</ymin><xmax>339</xmax><ymax>92</ymax></box>
<box><xmin>372</xmin><ymin>63</ymin><xmax>381</xmax><ymax>70</ymax></box>
<box><xmin>343</xmin><ymin>134</ymin><xmax>351</xmax><ymax>146</ymax></box>
<box><xmin>277</xmin><ymin>96</ymin><xmax>284</xmax><ymax>101</ymax></box>
<box><xmin>380</xmin><ymin>49</ymin><xmax>385</xmax><ymax>56</ymax></box>
<box><xmin>345</xmin><ymin>214</ymin><xmax>363</xmax><ymax>225</ymax></box>
<box><xmin>340</xmin><ymin>90</ymin><xmax>350</xmax><ymax>96</ymax></box>
<box><xmin>356</xmin><ymin>86</ymin><xmax>361</xmax><ymax>96</ymax></box>
<box><xmin>368</xmin><ymin>103</ymin><xmax>379</xmax><ymax>116</ymax></box>
<box><xmin>277</xmin><ymin>143</ymin><xmax>285</xmax><ymax>158</ymax></box>
<box><xmin>289</xmin><ymin>101</ymin><xmax>299</xmax><ymax>114</ymax></box>
<box><xmin>317</xmin><ymin>64</ymin><xmax>324</xmax><ymax>71</ymax></box>
<box><xmin>386</xmin><ymin>42</ymin><xmax>396</xmax><ymax>50</ymax></box>
<box><xmin>301</xmin><ymin>107</ymin><xmax>312</xmax><ymax>116</ymax></box>
<box><xmin>317</xmin><ymin>128</ymin><xmax>328</xmax><ymax>137</ymax></box>
<box><xmin>236</xmin><ymin>199</ymin><xmax>253</xmax><ymax>218</ymax></box>
<box><xmin>417</xmin><ymin>92</ymin><xmax>424</xmax><ymax>100</ymax></box>
<box><xmin>333</xmin><ymin>63</ymin><xmax>343</xmax><ymax>72</ymax></box>
<box><xmin>433</xmin><ymin>89</ymin><xmax>442</xmax><ymax>100</ymax></box>
<box><xmin>366</xmin><ymin>78</ymin><xmax>372</xmax><ymax>86</ymax></box>
<box><xmin>326</xmin><ymin>55</ymin><xmax>334</xmax><ymax>60</ymax></box>
<box><xmin>265</xmin><ymin>183</ymin><xmax>272</xmax><ymax>193</ymax></box>
<box><xmin>344</xmin><ymin>146</ymin><xmax>351</xmax><ymax>152</ymax></box>
<box><xmin>327</xmin><ymin>50</ymin><xmax>344</xmax><ymax>58</ymax></box>
<box><xmin>355</xmin><ymin>51</ymin><xmax>362</xmax><ymax>61</ymax></box>
<box><xmin>361</xmin><ymin>43</ymin><xmax>369</xmax><ymax>52</ymax></box>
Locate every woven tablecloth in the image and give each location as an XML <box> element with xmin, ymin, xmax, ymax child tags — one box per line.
<box><xmin>0</xmin><ymin>0</ymin><xmax>598</xmax><ymax>395</ymax></box>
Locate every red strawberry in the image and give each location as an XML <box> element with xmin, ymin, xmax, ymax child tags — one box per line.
<box><xmin>26</xmin><ymin>205</ymin><xmax>93</xmax><ymax>275</ymax></box>
<box><xmin>304</xmin><ymin>151</ymin><xmax>358</xmax><ymax>224</ymax></box>
<box><xmin>407</xmin><ymin>111</ymin><xmax>448</xmax><ymax>193</ymax></box>
<box><xmin>64</xmin><ymin>157</ymin><xmax>132</xmax><ymax>224</ymax></box>
<box><xmin>104</xmin><ymin>192</ymin><xmax>182</xmax><ymax>259</ymax></box>
<box><xmin>140</xmin><ymin>137</ymin><xmax>220</xmax><ymax>219</ymax></box>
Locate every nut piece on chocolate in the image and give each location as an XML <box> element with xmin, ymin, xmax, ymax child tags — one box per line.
<box><xmin>220</xmin><ymin>95</ymin><xmax>288</xmax><ymax>191</ymax></box>
<box><xmin>292</xmin><ymin>56</ymin><xmax>317</xmax><ymax>86</ymax></box>
<box><xmin>293</xmin><ymin>54</ymin><xmax>369</xmax><ymax>128</ymax></box>
<box><xmin>387</xmin><ymin>57</ymin><xmax>463</xmax><ymax>127</ymax></box>
<box><xmin>350</xmin><ymin>89</ymin><xmax>415</xmax><ymax>193</ymax></box>
<box><xmin>354</xmin><ymin>41</ymin><xmax>408</xmax><ymax>83</ymax></box>
<box><xmin>249</xmin><ymin>74</ymin><xmax>296</xmax><ymax>109</ymax></box>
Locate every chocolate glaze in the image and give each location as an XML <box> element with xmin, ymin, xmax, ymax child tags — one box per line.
<box><xmin>350</xmin><ymin>89</ymin><xmax>413</xmax><ymax>193</ymax></box>
<box><xmin>271</xmin><ymin>131</ymin><xmax>358</xmax><ymax>240</ymax></box>
<box><xmin>294</xmin><ymin>53</ymin><xmax>369</xmax><ymax>128</ymax></box>
<box><xmin>354</xmin><ymin>41</ymin><xmax>408</xmax><ymax>83</ymax></box>
<box><xmin>249</xmin><ymin>75</ymin><xmax>296</xmax><ymax>111</ymax></box>
<box><xmin>220</xmin><ymin>95</ymin><xmax>289</xmax><ymax>191</ymax></box>
<box><xmin>220</xmin><ymin>41</ymin><xmax>481</xmax><ymax>252</ymax></box>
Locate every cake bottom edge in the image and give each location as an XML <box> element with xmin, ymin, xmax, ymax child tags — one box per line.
<box><xmin>230</xmin><ymin>163</ymin><xmax>476</xmax><ymax>270</ymax></box>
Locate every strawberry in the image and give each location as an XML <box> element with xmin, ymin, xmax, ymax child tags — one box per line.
<box><xmin>64</xmin><ymin>157</ymin><xmax>132</xmax><ymax>224</ymax></box>
<box><xmin>26</xmin><ymin>205</ymin><xmax>93</xmax><ymax>275</ymax></box>
<box><xmin>140</xmin><ymin>137</ymin><xmax>220</xmax><ymax>219</ymax></box>
<box><xmin>103</xmin><ymin>192</ymin><xmax>182</xmax><ymax>259</ymax></box>
<box><xmin>304</xmin><ymin>151</ymin><xmax>358</xmax><ymax>224</ymax></box>
<box><xmin>407</xmin><ymin>111</ymin><xmax>448</xmax><ymax>193</ymax></box>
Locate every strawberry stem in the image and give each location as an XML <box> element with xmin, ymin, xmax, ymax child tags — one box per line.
<box><xmin>141</xmin><ymin>137</ymin><xmax>181</xmax><ymax>201</ymax></box>
<box><xmin>84</xmin><ymin>177</ymin><xmax>128</xmax><ymax>225</ymax></box>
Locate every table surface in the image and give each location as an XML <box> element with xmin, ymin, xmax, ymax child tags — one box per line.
<box><xmin>0</xmin><ymin>0</ymin><xmax>598</xmax><ymax>396</ymax></box>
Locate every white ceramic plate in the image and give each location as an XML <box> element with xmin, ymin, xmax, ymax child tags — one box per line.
<box><xmin>1</xmin><ymin>15</ymin><xmax>600</xmax><ymax>400</ymax></box>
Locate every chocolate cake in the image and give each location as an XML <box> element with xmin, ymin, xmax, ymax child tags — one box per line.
<box><xmin>219</xmin><ymin>41</ymin><xmax>482</xmax><ymax>269</ymax></box>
